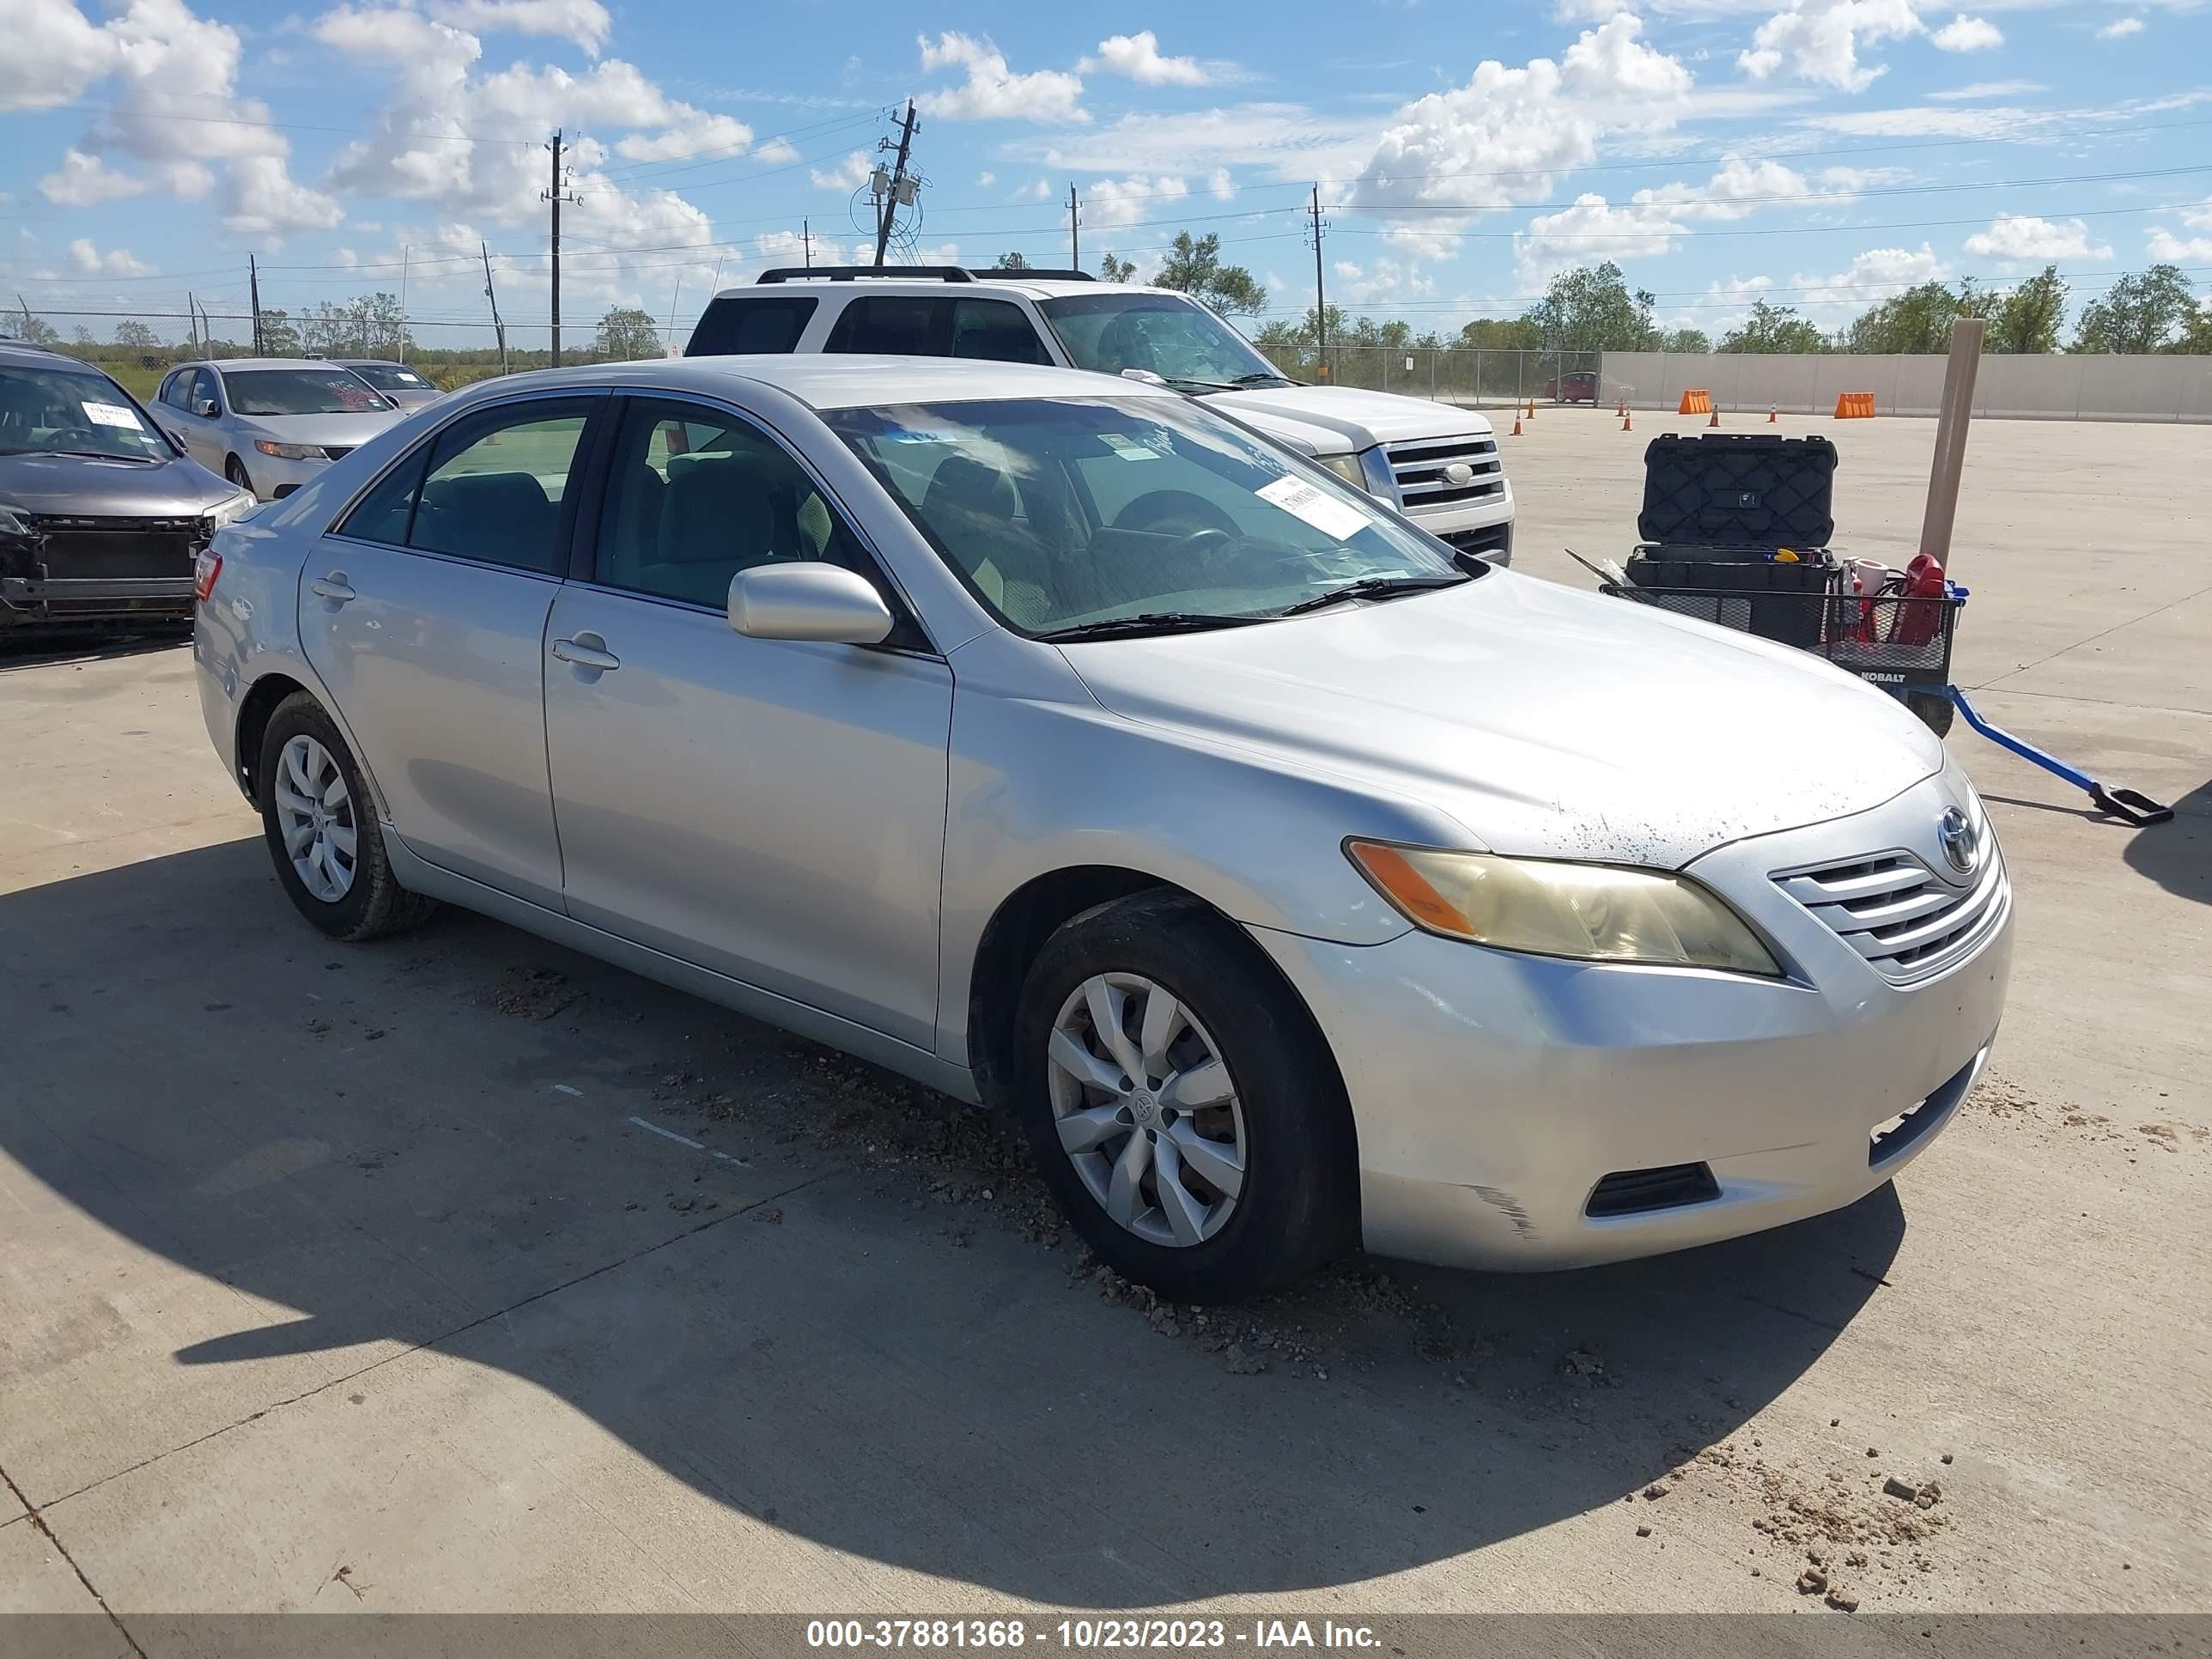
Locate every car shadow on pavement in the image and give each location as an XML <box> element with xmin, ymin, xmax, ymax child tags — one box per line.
<box><xmin>1</xmin><ymin>836</ymin><xmax>1903</xmax><ymax>1607</ymax></box>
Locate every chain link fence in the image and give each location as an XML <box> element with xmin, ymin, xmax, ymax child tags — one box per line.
<box><xmin>1250</xmin><ymin>345</ymin><xmax>1606</xmax><ymax>408</ymax></box>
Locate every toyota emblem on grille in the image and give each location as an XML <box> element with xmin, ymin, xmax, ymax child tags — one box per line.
<box><xmin>1937</xmin><ymin>806</ymin><xmax>1979</xmax><ymax>875</ymax></box>
<box><xmin>1443</xmin><ymin>461</ymin><xmax>1475</xmax><ymax>485</ymax></box>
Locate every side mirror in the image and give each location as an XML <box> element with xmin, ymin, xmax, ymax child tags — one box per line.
<box><xmin>728</xmin><ymin>562</ymin><xmax>893</xmax><ymax>646</ymax></box>
<box><xmin>1119</xmin><ymin>368</ymin><xmax>1168</xmax><ymax>387</ymax></box>
<box><xmin>193</xmin><ymin>398</ymin><xmax>219</xmax><ymax>418</ymax></box>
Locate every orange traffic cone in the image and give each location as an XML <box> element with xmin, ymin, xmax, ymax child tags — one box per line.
<box><xmin>1621</xmin><ymin>409</ymin><xmax>1632</xmax><ymax>432</ymax></box>
<box><xmin>1525</xmin><ymin>398</ymin><xmax>1535</xmax><ymax>421</ymax></box>
<box><xmin>1767</xmin><ymin>404</ymin><xmax>1778</xmax><ymax>423</ymax></box>
<box><xmin>1615</xmin><ymin>396</ymin><xmax>1626</xmax><ymax>417</ymax></box>
<box><xmin>1708</xmin><ymin>405</ymin><xmax>1721</xmax><ymax>428</ymax></box>
<box><xmin>1510</xmin><ymin>412</ymin><xmax>1522</xmax><ymax>436</ymax></box>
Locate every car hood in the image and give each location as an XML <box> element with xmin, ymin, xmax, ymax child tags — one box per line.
<box><xmin>0</xmin><ymin>451</ymin><xmax>240</xmax><ymax>516</ymax></box>
<box><xmin>1204</xmin><ymin>385</ymin><xmax>1495</xmax><ymax>453</ymax></box>
<box><xmin>1055</xmin><ymin>574</ymin><xmax>1942</xmax><ymax>869</ymax></box>
<box><xmin>234</xmin><ymin>410</ymin><xmax>404</xmax><ymax>447</ymax></box>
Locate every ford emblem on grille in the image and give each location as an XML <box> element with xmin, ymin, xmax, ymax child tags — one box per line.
<box><xmin>1443</xmin><ymin>461</ymin><xmax>1475</xmax><ymax>485</ymax></box>
<box><xmin>1937</xmin><ymin>806</ymin><xmax>1979</xmax><ymax>876</ymax></box>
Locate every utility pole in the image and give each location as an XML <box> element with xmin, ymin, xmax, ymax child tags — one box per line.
<box><xmin>186</xmin><ymin>291</ymin><xmax>200</xmax><ymax>354</ymax></box>
<box><xmin>248</xmin><ymin>254</ymin><xmax>264</xmax><ymax>355</ymax></box>
<box><xmin>542</xmin><ymin>129</ymin><xmax>581</xmax><ymax>366</ymax></box>
<box><xmin>15</xmin><ymin>293</ymin><xmax>31</xmax><ymax>339</ymax></box>
<box><xmin>872</xmin><ymin>100</ymin><xmax>920</xmax><ymax>268</ymax></box>
<box><xmin>481</xmin><ymin>240</ymin><xmax>508</xmax><ymax>377</ymax></box>
<box><xmin>1068</xmin><ymin>183</ymin><xmax>1080</xmax><ymax>270</ymax></box>
<box><xmin>397</xmin><ymin>243</ymin><xmax>411</xmax><ymax>364</ymax></box>
<box><xmin>803</xmin><ymin>218</ymin><xmax>811</xmax><ymax>268</ymax></box>
<box><xmin>665</xmin><ymin>276</ymin><xmax>681</xmax><ymax>359</ymax></box>
<box><xmin>1308</xmin><ymin>184</ymin><xmax>1329</xmax><ymax>381</ymax></box>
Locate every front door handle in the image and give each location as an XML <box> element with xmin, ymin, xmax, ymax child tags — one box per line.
<box><xmin>310</xmin><ymin>574</ymin><xmax>356</xmax><ymax>603</ymax></box>
<box><xmin>551</xmin><ymin>634</ymin><xmax>621</xmax><ymax>672</ymax></box>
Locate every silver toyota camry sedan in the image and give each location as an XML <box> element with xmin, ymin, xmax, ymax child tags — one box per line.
<box><xmin>192</xmin><ymin>356</ymin><xmax>2011</xmax><ymax>1302</ymax></box>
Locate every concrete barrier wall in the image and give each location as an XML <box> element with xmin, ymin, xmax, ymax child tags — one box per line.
<box><xmin>1599</xmin><ymin>352</ymin><xmax>2212</xmax><ymax>422</ymax></box>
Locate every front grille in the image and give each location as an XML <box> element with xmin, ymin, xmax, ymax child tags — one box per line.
<box><xmin>1388</xmin><ymin>435</ymin><xmax>1504</xmax><ymax>509</ymax></box>
<box><xmin>1439</xmin><ymin>522</ymin><xmax>1512</xmax><ymax>561</ymax></box>
<box><xmin>1774</xmin><ymin>844</ymin><xmax>2007</xmax><ymax>983</ymax></box>
<box><xmin>1585</xmin><ymin>1163</ymin><xmax>1721</xmax><ymax>1218</ymax></box>
<box><xmin>22</xmin><ymin>514</ymin><xmax>203</xmax><ymax>580</ymax></box>
<box><xmin>1869</xmin><ymin>1045</ymin><xmax>1984</xmax><ymax>1166</ymax></box>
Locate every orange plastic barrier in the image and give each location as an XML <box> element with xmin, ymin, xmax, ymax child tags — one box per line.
<box><xmin>1834</xmin><ymin>392</ymin><xmax>1876</xmax><ymax>418</ymax></box>
<box><xmin>1677</xmin><ymin>389</ymin><xmax>1711</xmax><ymax>415</ymax></box>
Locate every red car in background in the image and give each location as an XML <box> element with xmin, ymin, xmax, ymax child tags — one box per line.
<box><xmin>1542</xmin><ymin>370</ymin><xmax>1600</xmax><ymax>404</ymax></box>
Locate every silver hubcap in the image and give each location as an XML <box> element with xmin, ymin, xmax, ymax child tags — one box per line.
<box><xmin>1046</xmin><ymin>973</ymin><xmax>1247</xmax><ymax>1249</ymax></box>
<box><xmin>273</xmin><ymin>733</ymin><xmax>356</xmax><ymax>903</ymax></box>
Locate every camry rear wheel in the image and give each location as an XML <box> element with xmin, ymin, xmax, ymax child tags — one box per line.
<box><xmin>257</xmin><ymin>692</ymin><xmax>436</xmax><ymax>941</ymax></box>
<box><xmin>1012</xmin><ymin>890</ymin><xmax>1355</xmax><ymax>1303</ymax></box>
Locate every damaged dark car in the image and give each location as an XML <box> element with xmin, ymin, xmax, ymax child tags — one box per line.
<box><xmin>1</xmin><ymin>339</ymin><xmax>256</xmax><ymax>636</ymax></box>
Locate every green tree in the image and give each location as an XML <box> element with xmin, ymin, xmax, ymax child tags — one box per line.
<box><xmin>1845</xmin><ymin>281</ymin><xmax>1978</xmax><ymax>354</ymax></box>
<box><xmin>1657</xmin><ymin>326</ymin><xmax>1710</xmax><ymax>354</ymax></box>
<box><xmin>593</xmin><ymin>306</ymin><xmax>661</xmax><ymax>360</ymax></box>
<box><xmin>2072</xmin><ymin>264</ymin><xmax>2197</xmax><ymax>353</ymax></box>
<box><xmin>1521</xmin><ymin>262</ymin><xmax>1657</xmax><ymax>352</ymax></box>
<box><xmin>11</xmin><ymin>308</ymin><xmax>59</xmax><ymax>346</ymax></box>
<box><xmin>112</xmin><ymin>319</ymin><xmax>159</xmax><ymax>349</ymax></box>
<box><xmin>2179</xmin><ymin>299</ymin><xmax>2212</xmax><ymax>355</ymax></box>
<box><xmin>1154</xmin><ymin>232</ymin><xmax>1267</xmax><ymax>316</ymax></box>
<box><xmin>1988</xmin><ymin>265</ymin><xmax>2068</xmax><ymax>354</ymax></box>
<box><xmin>257</xmin><ymin>307</ymin><xmax>301</xmax><ymax>356</ymax></box>
<box><xmin>1719</xmin><ymin>300</ymin><xmax>1828</xmax><ymax>354</ymax></box>
<box><xmin>987</xmin><ymin>251</ymin><xmax>1030</xmax><ymax>270</ymax></box>
<box><xmin>1097</xmin><ymin>251</ymin><xmax>1136</xmax><ymax>283</ymax></box>
<box><xmin>70</xmin><ymin>324</ymin><xmax>95</xmax><ymax>347</ymax></box>
<box><xmin>1453</xmin><ymin>315</ymin><xmax>1541</xmax><ymax>350</ymax></box>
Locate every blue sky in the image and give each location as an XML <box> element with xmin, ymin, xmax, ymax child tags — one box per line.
<box><xmin>3</xmin><ymin>0</ymin><xmax>2208</xmax><ymax>349</ymax></box>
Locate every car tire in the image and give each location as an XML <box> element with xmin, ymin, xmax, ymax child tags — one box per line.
<box><xmin>257</xmin><ymin>691</ymin><xmax>436</xmax><ymax>942</ymax></box>
<box><xmin>225</xmin><ymin>455</ymin><xmax>255</xmax><ymax>497</ymax></box>
<box><xmin>1010</xmin><ymin>890</ymin><xmax>1357</xmax><ymax>1304</ymax></box>
<box><xmin>1906</xmin><ymin>690</ymin><xmax>1955</xmax><ymax>738</ymax></box>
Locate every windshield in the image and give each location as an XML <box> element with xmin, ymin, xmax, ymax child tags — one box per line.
<box><xmin>344</xmin><ymin>362</ymin><xmax>432</xmax><ymax>392</ymax></box>
<box><xmin>1038</xmin><ymin>294</ymin><xmax>1289</xmax><ymax>392</ymax></box>
<box><xmin>0</xmin><ymin>364</ymin><xmax>170</xmax><ymax>461</ymax></box>
<box><xmin>829</xmin><ymin>394</ymin><xmax>1463</xmax><ymax>637</ymax></box>
<box><xmin>224</xmin><ymin>368</ymin><xmax>389</xmax><ymax>417</ymax></box>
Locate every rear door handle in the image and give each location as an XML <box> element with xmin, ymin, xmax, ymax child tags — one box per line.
<box><xmin>310</xmin><ymin>574</ymin><xmax>356</xmax><ymax>603</ymax></box>
<box><xmin>551</xmin><ymin>635</ymin><xmax>621</xmax><ymax>672</ymax></box>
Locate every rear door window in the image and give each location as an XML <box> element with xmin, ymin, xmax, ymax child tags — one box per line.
<box><xmin>824</xmin><ymin>296</ymin><xmax>950</xmax><ymax>356</ymax></box>
<box><xmin>949</xmin><ymin>299</ymin><xmax>1050</xmax><ymax>364</ymax></box>
<box><xmin>686</xmin><ymin>296</ymin><xmax>820</xmax><ymax>356</ymax></box>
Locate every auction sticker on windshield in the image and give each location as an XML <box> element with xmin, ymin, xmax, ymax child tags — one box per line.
<box><xmin>1255</xmin><ymin>475</ymin><xmax>1369</xmax><ymax>540</ymax></box>
<box><xmin>81</xmin><ymin>400</ymin><xmax>145</xmax><ymax>428</ymax></box>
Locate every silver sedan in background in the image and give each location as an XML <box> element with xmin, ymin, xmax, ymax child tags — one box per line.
<box><xmin>153</xmin><ymin>359</ymin><xmax>409</xmax><ymax>501</ymax></box>
<box><xmin>192</xmin><ymin>356</ymin><xmax>2011</xmax><ymax>1303</ymax></box>
<box><xmin>336</xmin><ymin>359</ymin><xmax>444</xmax><ymax>412</ymax></box>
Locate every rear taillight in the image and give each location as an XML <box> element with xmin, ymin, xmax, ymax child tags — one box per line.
<box><xmin>192</xmin><ymin>549</ymin><xmax>222</xmax><ymax>604</ymax></box>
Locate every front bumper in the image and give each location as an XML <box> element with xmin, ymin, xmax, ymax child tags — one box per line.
<box><xmin>1</xmin><ymin>574</ymin><xmax>196</xmax><ymax>627</ymax></box>
<box><xmin>240</xmin><ymin>452</ymin><xmax>331</xmax><ymax>501</ymax></box>
<box><xmin>1403</xmin><ymin>483</ymin><xmax>1515</xmax><ymax>566</ymax></box>
<box><xmin>1250</xmin><ymin>769</ymin><xmax>2012</xmax><ymax>1272</ymax></box>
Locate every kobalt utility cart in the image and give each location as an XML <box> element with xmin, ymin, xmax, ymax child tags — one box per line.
<box><xmin>1596</xmin><ymin>432</ymin><xmax>2172</xmax><ymax>827</ymax></box>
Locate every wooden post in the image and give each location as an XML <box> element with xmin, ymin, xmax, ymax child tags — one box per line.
<box><xmin>1918</xmin><ymin>317</ymin><xmax>1985</xmax><ymax>570</ymax></box>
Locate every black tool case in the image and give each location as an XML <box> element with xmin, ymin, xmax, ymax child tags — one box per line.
<box><xmin>1622</xmin><ymin>433</ymin><xmax>1839</xmax><ymax>646</ymax></box>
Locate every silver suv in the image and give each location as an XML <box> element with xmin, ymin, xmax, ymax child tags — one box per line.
<box><xmin>686</xmin><ymin>268</ymin><xmax>1515</xmax><ymax>565</ymax></box>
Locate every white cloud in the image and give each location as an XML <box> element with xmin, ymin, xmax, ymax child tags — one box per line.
<box><xmin>1790</xmin><ymin>242</ymin><xmax>1946</xmax><ymax>308</ymax></box>
<box><xmin>1084</xmin><ymin>174</ymin><xmax>1188</xmax><ymax>228</ymax></box>
<box><xmin>916</xmin><ymin>33</ymin><xmax>1086</xmax><ymax>123</ymax></box>
<box><xmin>68</xmin><ymin>238</ymin><xmax>153</xmax><ymax>276</ymax></box>
<box><xmin>615</xmin><ymin>114</ymin><xmax>753</xmax><ymax>161</ymax></box>
<box><xmin>752</xmin><ymin>137</ymin><xmax>798</xmax><ymax>164</ymax></box>
<box><xmin>975</xmin><ymin>170</ymin><xmax>997</xmax><ymax>186</ymax></box>
<box><xmin>1962</xmin><ymin>215</ymin><xmax>2112</xmax><ymax>261</ymax></box>
<box><xmin>428</xmin><ymin>0</ymin><xmax>610</xmax><ymax>55</ymax></box>
<box><xmin>2095</xmin><ymin>17</ymin><xmax>2144</xmax><ymax>38</ymax></box>
<box><xmin>811</xmin><ymin>150</ymin><xmax>874</xmax><ymax>190</ymax></box>
<box><xmin>38</xmin><ymin>149</ymin><xmax>147</xmax><ymax>206</ymax></box>
<box><xmin>1207</xmin><ymin>167</ymin><xmax>1235</xmax><ymax>201</ymax></box>
<box><xmin>1553</xmin><ymin>0</ymin><xmax>1633</xmax><ymax>17</ymax></box>
<box><xmin>1739</xmin><ymin>0</ymin><xmax>1925</xmax><ymax>93</ymax></box>
<box><xmin>1930</xmin><ymin>15</ymin><xmax>2002</xmax><ymax>52</ymax></box>
<box><xmin>1039</xmin><ymin>103</ymin><xmax>1372</xmax><ymax>180</ymax></box>
<box><xmin>1081</xmin><ymin>31</ymin><xmax>1206</xmax><ymax>87</ymax></box>
<box><xmin>1929</xmin><ymin>79</ymin><xmax>2045</xmax><ymax>100</ymax></box>
<box><xmin>1510</xmin><ymin>157</ymin><xmax>1810</xmax><ymax>282</ymax></box>
<box><xmin>2147</xmin><ymin>227</ymin><xmax>2212</xmax><ymax>261</ymax></box>
<box><xmin>1343</xmin><ymin>15</ymin><xmax>1695</xmax><ymax>257</ymax></box>
<box><xmin>18</xmin><ymin>0</ymin><xmax>339</xmax><ymax>234</ymax></box>
<box><xmin>1018</xmin><ymin>177</ymin><xmax>1054</xmax><ymax>200</ymax></box>
<box><xmin>1330</xmin><ymin>257</ymin><xmax>1435</xmax><ymax>305</ymax></box>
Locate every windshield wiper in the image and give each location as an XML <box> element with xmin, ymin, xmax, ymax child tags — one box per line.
<box><xmin>1038</xmin><ymin>611</ymin><xmax>1269</xmax><ymax>642</ymax></box>
<box><xmin>21</xmin><ymin>448</ymin><xmax>158</xmax><ymax>464</ymax></box>
<box><xmin>1164</xmin><ymin>377</ymin><xmax>1243</xmax><ymax>393</ymax></box>
<box><xmin>1277</xmin><ymin>574</ymin><xmax>1468</xmax><ymax>617</ymax></box>
<box><xmin>1230</xmin><ymin>372</ymin><xmax>1293</xmax><ymax>386</ymax></box>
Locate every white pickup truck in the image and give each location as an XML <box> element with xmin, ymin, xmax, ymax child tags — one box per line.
<box><xmin>685</xmin><ymin>268</ymin><xmax>1515</xmax><ymax>564</ymax></box>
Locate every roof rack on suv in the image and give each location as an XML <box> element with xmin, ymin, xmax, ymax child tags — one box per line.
<box><xmin>998</xmin><ymin>269</ymin><xmax>1094</xmax><ymax>282</ymax></box>
<box><xmin>756</xmin><ymin>265</ymin><xmax>977</xmax><ymax>284</ymax></box>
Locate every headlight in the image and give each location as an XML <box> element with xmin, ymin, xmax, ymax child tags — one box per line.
<box><xmin>204</xmin><ymin>489</ymin><xmax>258</xmax><ymax>530</ymax></box>
<box><xmin>254</xmin><ymin>440</ymin><xmax>325</xmax><ymax>460</ymax></box>
<box><xmin>1315</xmin><ymin>453</ymin><xmax>1367</xmax><ymax>489</ymax></box>
<box><xmin>0</xmin><ymin>501</ymin><xmax>31</xmax><ymax>538</ymax></box>
<box><xmin>1346</xmin><ymin>841</ymin><xmax>1784</xmax><ymax>976</ymax></box>
<box><xmin>1314</xmin><ymin>449</ymin><xmax>1401</xmax><ymax>505</ymax></box>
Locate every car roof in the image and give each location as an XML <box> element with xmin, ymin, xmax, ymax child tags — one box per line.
<box><xmin>185</xmin><ymin>358</ymin><xmax>368</xmax><ymax>374</ymax></box>
<box><xmin>446</xmin><ymin>354</ymin><xmax>1175</xmax><ymax>414</ymax></box>
<box><xmin>708</xmin><ymin>278</ymin><xmax>1166</xmax><ymax>304</ymax></box>
<box><xmin>0</xmin><ymin>341</ymin><xmax>105</xmax><ymax>370</ymax></box>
